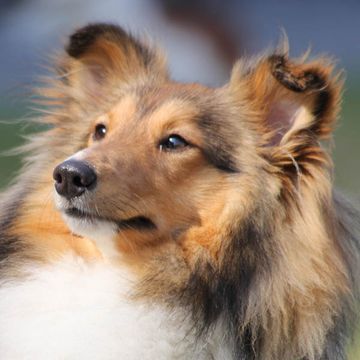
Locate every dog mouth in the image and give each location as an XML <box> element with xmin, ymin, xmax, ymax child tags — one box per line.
<box><xmin>65</xmin><ymin>207</ymin><xmax>156</xmax><ymax>231</ymax></box>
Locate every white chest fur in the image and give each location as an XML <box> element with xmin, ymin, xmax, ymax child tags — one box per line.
<box><xmin>0</xmin><ymin>256</ymin><xmax>226</xmax><ymax>360</ymax></box>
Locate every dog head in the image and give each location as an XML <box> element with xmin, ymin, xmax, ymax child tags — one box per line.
<box><xmin>10</xmin><ymin>23</ymin><xmax>350</xmax><ymax>358</ymax></box>
<box><xmin>50</xmin><ymin>24</ymin><xmax>341</xmax><ymax>259</ymax></box>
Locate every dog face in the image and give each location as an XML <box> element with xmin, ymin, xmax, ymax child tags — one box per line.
<box><xmin>52</xmin><ymin>24</ymin><xmax>341</xmax><ymax>261</ymax></box>
<box><xmin>53</xmin><ymin>82</ymin><xmax>261</xmax><ymax>252</ymax></box>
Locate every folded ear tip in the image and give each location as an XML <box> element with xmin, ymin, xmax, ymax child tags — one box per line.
<box><xmin>66</xmin><ymin>23</ymin><xmax>126</xmax><ymax>58</ymax></box>
<box><xmin>269</xmin><ymin>55</ymin><xmax>327</xmax><ymax>93</ymax></box>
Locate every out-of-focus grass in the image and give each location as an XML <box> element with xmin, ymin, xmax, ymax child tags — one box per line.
<box><xmin>0</xmin><ymin>105</ymin><xmax>26</xmax><ymax>189</ymax></box>
<box><xmin>349</xmin><ymin>327</ymin><xmax>360</xmax><ymax>360</ymax></box>
<box><xmin>333</xmin><ymin>77</ymin><xmax>360</xmax><ymax>197</ymax></box>
<box><xmin>340</xmin><ymin>78</ymin><xmax>360</xmax><ymax>359</ymax></box>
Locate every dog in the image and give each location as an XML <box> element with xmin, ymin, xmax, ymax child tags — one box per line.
<box><xmin>0</xmin><ymin>23</ymin><xmax>359</xmax><ymax>359</ymax></box>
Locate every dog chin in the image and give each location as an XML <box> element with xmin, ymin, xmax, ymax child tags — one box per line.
<box><xmin>54</xmin><ymin>194</ymin><xmax>120</xmax><ymax>258</ymax></box>
<box><xmin>62</xmin><ymin>213</ymin><xmax>116</xmax><ymax>239</ymax></box>
<box><xmin>62</xmin><ymin>213</ymin><xmax>120</xmax><ymax>259</ymax></box>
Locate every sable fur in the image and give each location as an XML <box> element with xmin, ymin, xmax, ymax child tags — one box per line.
<box><xmin>0</xmin><ymin>23</ymin><xmax>359</xmax><ymax>359</ymax></box>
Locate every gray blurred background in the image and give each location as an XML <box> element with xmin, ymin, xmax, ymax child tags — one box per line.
<box><xmin>0</xmin><ymin>0</ymin><xmax>359</xmax><ymax>356</ymax></box>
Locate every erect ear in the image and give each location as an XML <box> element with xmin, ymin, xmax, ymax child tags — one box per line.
<box><xmin>231</xmin><ymin>52</ymin><xmax>342</xmax><ymax>145</ymax></box>
<box><xmin>63</xmin><ymin>23</ymin><xmax>168</xmax><ymax>100</ymax></box>
<box><xmin>229</xmin><ymin>50</ymin><xmax>342</xmax><ymax>176</ymax></box>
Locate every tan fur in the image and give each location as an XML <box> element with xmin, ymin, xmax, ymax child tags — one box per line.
<box><xmin>0</xmin><ymin>24</ymin><xmax>357</xmax><ymax>359</ymax></box>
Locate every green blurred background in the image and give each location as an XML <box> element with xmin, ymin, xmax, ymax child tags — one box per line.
<box><xmin>0</xmin><ymin>0</ymin><xmax>359</xmax><ymax>357</ymax></box>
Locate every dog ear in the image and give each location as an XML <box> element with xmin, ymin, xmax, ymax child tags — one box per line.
<box><xmin>229</xmin><ymin>50</ymin><xmax>342</xmax><ymax>178</ymax></box>
<box><xmin>63</xmin><ymin>23</ymin><xmax>168</xmax><ymax>99</ymax></box>
<box><xmin>231</xmin><ymin>52</ymin><xmax>342</xmax><ymax>146</ymax></box>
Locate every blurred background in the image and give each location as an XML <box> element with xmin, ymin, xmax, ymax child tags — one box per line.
<box><xmin>0</xmin><ymin>0</ymin><xmax>359</xmax><ymax>354</ymax></box>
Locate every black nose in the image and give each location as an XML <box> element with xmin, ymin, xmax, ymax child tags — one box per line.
<box><xmin>53</xmin><ymin>160</ymin><xmax>97</xmax><ymax>199</ymax></box>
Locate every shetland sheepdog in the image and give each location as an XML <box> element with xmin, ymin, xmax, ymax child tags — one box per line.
<box><xmin>0</xmin><ymin>23</ymin><xmax>359</xmax><ymax>359</ymax></box>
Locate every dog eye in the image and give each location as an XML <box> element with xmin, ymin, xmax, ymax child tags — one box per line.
<box><xmin>159</xmin><ymin>134</ymin><xmax>189</xmax><ymax>151</ymax></box>
<box><xmin>93</xmin><ymin>124</ymin><xmax>107</xmax><ymax>141</ymax></box>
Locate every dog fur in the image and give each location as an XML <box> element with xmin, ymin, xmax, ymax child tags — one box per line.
<box><xmin>0</xmin><ymin>23</ymin><xmax>359</xmax><ymax>359</ymax></box>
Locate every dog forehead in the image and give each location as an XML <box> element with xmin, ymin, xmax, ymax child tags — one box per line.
<box><xmin>104</xmin><ymin>83</ymin><xmax>213</xmax><ymax>127</ymax></box>
<box><xmin>134</xmin><ymin>82</ymin><xmax>215</xmax><ymax>117</ymax></box>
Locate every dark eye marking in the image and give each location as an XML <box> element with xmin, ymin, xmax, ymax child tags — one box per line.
<box><xmin>93</xmin><ymin>124</ymin><xmax>107</xmax><ymax>141</ymax></box>
<box><xmin>159</xmin><ymin>134</ymin><xmax>189</xmax><ymax>151</ymax></box>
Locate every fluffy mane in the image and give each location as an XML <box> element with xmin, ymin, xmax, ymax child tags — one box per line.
<box><xmin>0</xmin><ymin>23</ymin><xmax>359</xmax><ymax>359</ymax></box>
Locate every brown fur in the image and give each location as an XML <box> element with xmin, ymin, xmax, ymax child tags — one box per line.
<box><xmin>1</xmin><ymin>23</ymin><xmax>359</xmax><ymax>359</ymax></box>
